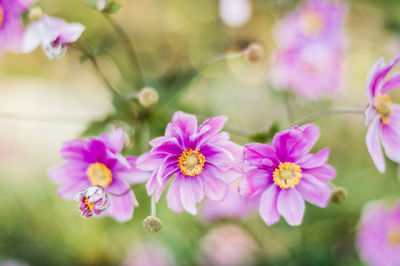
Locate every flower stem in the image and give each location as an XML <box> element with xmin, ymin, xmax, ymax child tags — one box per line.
<box><xmin>104</xmin><ymin>15</ymin><xmax>145</xmax><ymax>89</ymax></box>
<box><xmin>289</xmin><ymin>109</ymin><xmax>365</xmax><ymax>127</ymax></box>
<box><xmin>151</xmin><ymin>193</ymin><xmax>156</xmax><ymax>217</ymax></box>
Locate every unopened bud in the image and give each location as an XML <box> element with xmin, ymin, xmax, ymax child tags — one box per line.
<box><xmin>75</xmin><ymin>186</ymin><xmax>110</xmax><ymax>217</ymax></box>
<box><xmin>143</xmin><ymin>216</ymin><xmax>162</xmax><ymax>233</ymax></box>
<box><xmin>29</xmin><ymin>7</ymin><xmax>43</xmax><ymax>21</ymax></box>
<box><xmin>330</xmin><ymin>187</ymin><xmax>347</xmax><ymax>204</ymax></box>
<box><xmin>138</xmin><ymin>87</ymin><xmax>159</xmax><ymax>108</ymax></box>
<box><xmin>96</xmin><ymin>0</ymin><xmax>109</xmax><ymax>11</ymax></box>
<box><xmin>243</xmin><ymin>43</ymin><xmax>263</xmax><ymax>62</ymax></box>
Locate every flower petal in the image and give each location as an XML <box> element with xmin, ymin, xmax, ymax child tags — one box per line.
<box><xmin>104</xmin><ymin>191</ymin><xmax>137</xmax><ymax>222</ymax></box>
<box><xmin>167</xmin><ymin>175</ymin><xmax>184</xmax><ymax>212</ymax></box>
<box><xmin>60</xmin><ymin>139</ymin><xmax>88</xmax><ymax>161</ymax></box>
<box><xmin>296</xmin><ymin>174</ymin><xmax>331</xmax><ymax>208</ymax></box>
<box><xmin>201</xmin><ymin>171</ymin><xmax>228</xmax><ymax>201</ymax></box>
<box><xmin>100</xmin><ymin>128</ymin><xmax>125</xmax><ymax>154</ymax></box>
<box><xmin>366</xmin><ymin>116</ymin><xmax>385</xmax><ymax>173</ymax></box>
<box><xmin>259</xmin><ymin>185</ymin><xmax>280</xmax><ymax>226</ymax></box>
<box><xmin>137</xmin><ymin>152</ymin><xmax>166</xmax><ymax>171</ymax></box>
<box><xmin>239</xmin><ymin>168</ymin><xmax>273</xmax><ymax>197</ymax></box>
<box><xmin>115</xmin><ymin>157</ymin><xmax>151</xmax><ymax>184</ymax></box>
<box><xmin>277</xmin><ymin>188</ymin><xmax>305</xmax><ymax>226</ymax></box>
<box><xmin>48</xmin><ymin>161</ymin><xmax>89</xmax><ymax>184</ymax></box>
<box><xmin>302</xmin><ymin>164</ymin><xmax>336</xmax><ymax>182</ymax></box>
<box><xmin>272</xmin><ymin>129</ymin><xmax>304</xmax><ymax>162</ymax></box>
<box><xmin>297</xmin><ymin>148</ymin><xmax>330</xmax><ymax>169</ymax></box>
<box><xmin>57</xmin><ymin>178</ymin><xmax>91</xmax><ymax>199</ymax></box>
<box><xmin>244</xmin><ymin>143</ymin><xmax>277</xmax><ymax>168</ymax></box>
<box><xmin>179</xmin><ymin>176</ymin><xmax>204</xmax><ymax>214</ymax></box>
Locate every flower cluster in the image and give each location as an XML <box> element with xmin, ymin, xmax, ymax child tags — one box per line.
<box><xmin>0</xmin><ymin>2</ymin><xmax>84</xmax><ymax>58</ymax></box>
<box><xmin>270</xmin><ymin>0</ymin><xmax>346</xmax><ymax>99</ymax></box>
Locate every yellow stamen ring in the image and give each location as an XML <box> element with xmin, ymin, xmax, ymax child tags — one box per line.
<box><xmin>87</xmin><ymin>162</ymin><xmax>113</xmax><ymax>188</ymax></box>
<box><xmin>84</xmin><ymin>197</ymin><xmax>95</xmax><ymax>210</ymax></box>
<box><xmin>374</xmin><ymin>94</ymin><xmax>392</xmax><ymax>125</ymax></box>
<box><xmin>273</xmin><ymin>162</ymin><xmax>302</xmax><ymax>189</ymax></box>
<box><xmin>177</xmin><ymin>148</ymin><xmax>206</xmax><ymax>176</ymax></box>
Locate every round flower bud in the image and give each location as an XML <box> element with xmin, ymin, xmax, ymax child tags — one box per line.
<box><xmin>143</xmin><ymin>216</ymin><xmax>162</xmax><ymax>233</ymax></box>
<box><xmin>330</xmin><ymin>187</ymin><xmax>347</xmax><ymax>204</ymax></box>
<box><xmin>243</xmin><ymin>43</ymin><xmax>263</xmax><ymax>62</ymax></box>
<box><xmin>29</xmin><ymin>7</ymin><xmax>43</xmax><ymax>21</ymax></box>
<box><xmin>75</xmin><ymin>186</ymin><xmax>111</xmax><ymax>217</ymax></box>
<box><xmin>138</xmin><ymin>87</ymin><xmax>159</xmax><ymax>108</ymax></box>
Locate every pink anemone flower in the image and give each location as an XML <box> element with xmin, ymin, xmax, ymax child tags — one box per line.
<box><xmin>365</xmin><ymin>55</ymin><xmax>400</xmax><ymax>173</ymax></box>
<box><xmin>49</xmin><ymin>129</ymin><xmax>150</xmax><ymax>222</ymax></box>
<box><xmin>239</xmin><ymin>124</ymin><xmax>336</xmax><ymax>226</ymax></box>
<box><xmin>137</xmin><ymin>111</ymin><xmax>243</xmax><ymax>215</ymax></box>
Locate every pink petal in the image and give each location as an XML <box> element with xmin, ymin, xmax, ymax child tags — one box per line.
<box><xmin>59</xmin><ymin>23</ymin><xmax>85</xmax><ymax>43</ymax></box>
<box><xmin>272</xmin><ymin>129</ymin><xmax>304</xmax><ymax>162</ymax></box>
<box><xmin>244</xmin><ymin>143</ymin><xmax>277</xmax><ymax>168</ymax></box>
<box><xmin>296</xmin><ymin>174</ymin><xmax>331</xmax><ymax>208</ymax></box>
<box><xmin>195</xmin><ymin>115</ymin><xmax>228</xmax><ymax>148</ymax></box>
<box><xmin>201</xmin><ymin>171</ymin><xmax>228</xmax><ymax>201</ymax></box>
<box><xmin>381</xmin><ymin>72</ymin><xmax>400</xmax><ymax>95</ymax></box>
<box><xmin>302</xmin><ymin>164</ymin><xmax>336</xmax><ymax>182</ymax></box>
<box><xmin>299</xmin><ymin>123</ymin><xmax>320</xmax><ymax>154</ymax></box>
<box><xmin>60</xmin><ymin>139</ymin><xmax>88</xmax><ymax>161</ymax></box>
<box><xmin>366</xmin><ymin>117</ymin><xmax>385</xmax><ymax>173</ymax></box>
<box><xmin>48</xmin><ymin>161</ymin><xmax>89</xmax><ymax>184</ymax></box>
<box><xmin>179</xmin><ymin>176</ymin><xmax>204</xmax><ymax>214</ymax></box>
<box><xmin>167</xmin><ymin>175</ymin><xmax>184</xmax><ymax>212</ymax></box>
<box><xmin>259</xmin><ymin>185</ymin><xmax>280</xmax><ymax>226</ymax></box>
<box><xmin>104</xmin><ymin>191</ymin><xmax>137</xmax><ymax>222</ymax></box>
<box><xmin>57</xmin><ymin>178</ymin><xmax>91</xmax><ymax>199</ymax></box>
<box><xmin>100</xmin><ymin>128</ymin><xmax>125</xmax><ymax>154</ymax></box>
<box><xmin>381</xmin><ymin>122</ymin><xmax>400</xmax><ymax>163</ymax></box>
<box><xmin>297</xmin><ymin>148</ymin><xmax>330</xmax><ymax>169</ymax></box>
<box><xmin>152</xmin><ymin>138</ymin><xmax>182</xmax><ymax>155</ymax></box>
<box><xmin>116</xmin><ymin>157</ymin><xmax>151</xmax><ymax>184</ymax></box>
<box><xmin>277</xmin><ymin>188</ymin><xmax>305</xmax><ymax>226</ymax></box>
<box><xmin>239</xmin><ymin>168</ymin><xmax>273</xmax><ymax>197</ymax></box>
<box><xmin>137</xmin><ymin>152</ymin><xmax>166</xmax><ymax>171</ymax></box>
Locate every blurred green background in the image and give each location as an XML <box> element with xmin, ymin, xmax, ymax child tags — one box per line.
<box><xmin>1</xmin><ymin>0</ymin><xmax>400</xmax><ymax>265</ymax></box>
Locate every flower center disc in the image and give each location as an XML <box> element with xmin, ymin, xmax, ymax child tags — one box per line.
<box><xmin>273</xmin><ymin>162</ymin><xmax>302</xmax><ymax>189</ymax></box>
<box><xmin>299</xmin><ymin>10</ymin><xmax>325</xmax><ymax>37</ymax></box>
<box><xmin>374</xmin><ymin>94</ymin><xmax>392</xmax><ymax>124</ymax></box>
<box><xmin>87</xmin><ymin>163</ymin><xmax>113</xmax><ymax>188</ymax></box>
<box><xmin>0</xmin><ymin>6</ymin><xmax>4</xmax><ymax>27</ymax></box>
<box><xmin>388</xmin><ymin>227</ymin><xmax>400</xmax><ymax>247</ymax></box>
<box><xmin>177</xmin><ymin>148</ymin><xmax>206</xmax><ymax>176</ymax></box>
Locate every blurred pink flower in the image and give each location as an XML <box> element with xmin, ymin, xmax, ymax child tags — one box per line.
<box><xmin>365</xmin><ymin>55</ymin><xmax>400</xmax><ymax>173</ymax></box>
<box><xmin>0</xmin><ymin>0</ymin><xmax>33</xmax><ymax>53</ymax></box>
<box><xmin>270</xmin><ymin>43</ymin><xmax>342</xmax><ymax>100</ymax></box>
<box><xmin>199</xmin><ymin>224</ymin><xmax>258</xmax><ymax>266</ymax></box>
<box><xmin>200</xmin><ymin>180</ymin><xmax>258</xmax><ymax>221</ymax></box>
<box><xmin>123</xmin><ymin>241</ymin><xmax>176</xmax><ymax>266</ymax></box>
<box><xmin>357</xmin><ymin>201</ymin><xmax>400</xmax><ymax>266</ymax></box>
<box><xmin>270</xmin><ymin>0</ymin><xmax>346</xmax><ymax>100</ymax></box>
<box><xmin>239</xmin><ymin>124</ymin><xmax>336</xmax><ymax>226</ymax></box>
<box><xmin>23</xmin><ymin>14</ymin><xmax>84</xmax><ymax>59</ymax></box>
<box><xmin>75</xmin><ymin>185</ymin><xmax>110</xmax><ymax>218</ymax></box>
<box><xmin>137</xmin><ymin>112</ymin><xmax>243</xmax><ymax>215</ymax></box>
<box><xmin>273</xmin><ymin>0</ymin><xmax>346</xmax><ymax>50</ymax></box>
<box><xmin>49</xmin><ymin>128</ymin><xmax>150</xmax><ymax>222</ymax></box>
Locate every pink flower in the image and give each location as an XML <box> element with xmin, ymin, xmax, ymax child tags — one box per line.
<box><xmin>0</xmin><ymin>0</ymin><xmax>33</xmax><ymax>53</ymax></box>
<box><xmin>49</xmin><ymin>128</ymin><xmax>150</xmax><ymax>222</ymax></box>
<box><xmin>200</xmin><ymin>180</ymin><xmax>258</xmax><ymax>221</ymax></box>
<box><xmin>123</xmin><ymin>241</ymin><xmax>177</xmax><ymax>266</ymax></box>
<box><xmin>23</xmin><ymin>14</ymin><xmax>84</xmax><ymax>59</ymax></box>
<box><xmin>75</xmin><ymin>185</ymin><xmax>110</xmax><ymax>218</ymax></box>
<box><xmin>365</xmin><ymin>55</ymin><xmax>400</xmax><ymax>173</ymax></box>
<box><xmin>270</xmin><ymin>43</ymin><xmax>342</xmax><ymax>100</ymax></box>
<box><xmin>273</xmin><ymin>0</ymin><xmax>346</xmax><ymax>50</ymax></box>
<box><xmin>239</xmin><ymin>124</ymin><xmax>336</xmax><ymax>226</ymax></box>
<box><xmin>357</xmin><ymin>201</ymin><xmax>400</xmax><ymax>266</ymax></box>
<box><xmin>137</xmin><ymin>111</ymin><xmax>243</xmax><ymax>215</ymax></box>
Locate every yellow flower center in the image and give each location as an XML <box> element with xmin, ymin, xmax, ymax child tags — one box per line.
<box><xmin>388</xmin><ymin>227</ymin><xmax>400</xmax><ymax>247</ymax></box>
<box><xmin>0</xmin><ymin>6</ymin><xmax>4</xmax><ymax>27</ymax></box>
<box><xmin>273</xmin><ymin>162</ymin><xmax>302</xmax><ymax>189</ymax></box>
<box><xmin>84</xmin><ymin>197</ymin><xmax>95</xmax><ymax>210</ymax></box>
<box><xmin>299</xmin><ymin>10</ymin><xmax>325</xmax><ymax>37</ymax></box>
<box><xmin>177</xmin><ymin>148</ymin><xmax>206</xmax><ymax>176</ymax></box>
<box><xmin>87</xmin><ymin>163</ymin><xmax>113</xmax><ymax>188</ymax></box>
<box><xmin>374</xmin><ymin>94</ymin><xmax>392</xmax><ymax>125</ymax></box>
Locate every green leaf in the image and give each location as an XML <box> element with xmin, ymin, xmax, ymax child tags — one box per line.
<box><xmin>104</xmin><ymin>1</ymin><xmax>122</xmax><ymax>14</ymax></box>
<box><xmin>248</xmin><ymin>122</ymin><xmax>280</xmax><ymax>143</ymax></box>
<box><xmin>79</xmin><ymin>55</ymin><xmax>88</xmax><ymax>64</ymax></box>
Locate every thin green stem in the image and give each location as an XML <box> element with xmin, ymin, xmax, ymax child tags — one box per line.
<box><xmin>289</xmin><ymin>109</ymin><xmax>365</xmax><ymax>127</ymax></box>
<box><xmin>283</xmin><ymin>91</ymin><xmax>294</xmax><ymax>123</ymax></box>
<box><xmin>151</xmin><ymin>193</ymin><xmax>156</xmax><ymax>217</ymax></box>
<box><xmin>104</xmin><ymin>15</ymin><xmax>145</xmax><ymax>89</ymax></box>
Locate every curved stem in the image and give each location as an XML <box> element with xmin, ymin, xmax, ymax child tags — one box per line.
<box><xmin>105</xmin><ymin>15</ymin><xmax>145</xmax><ymax>89</ymax></box>
<box><xmin>289</xmin><ymin>109</ymin><xmax>365</xmax><ymax>127</ymax></box>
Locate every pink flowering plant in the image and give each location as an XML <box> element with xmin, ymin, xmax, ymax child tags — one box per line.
<box><xmin>3</xmin><ymin>0</ymin><xmax>400</xmax><ymax>265</ymax></box>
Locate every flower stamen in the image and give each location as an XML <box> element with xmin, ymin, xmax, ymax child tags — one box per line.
<box><xmin>273</xmin><ymin>162</ymin><xmax>302</xmax><ymax>189</ymax></box>
<box><xmin>83</xmin><ymin>197</ymin><xmax>95</xmax><ymax>210</ymax></box>
<box><xmin>87</xmin><ymin>163</ymin><xmax>113</xmax><ymax>188</ymax></box>
<box><xmin>177</xmin><ymin>148</ymin><xmax>206</xmax><ymax>176</ymax></box>
<box><xmin>388</xmin><ymin>227</ymin><xmax>400</xmax><ymax>247</ymax></box>
<box><xmin>374</xmin><ymin>94</ymin><xmax>392</xmax><ymax>125</ymax></box>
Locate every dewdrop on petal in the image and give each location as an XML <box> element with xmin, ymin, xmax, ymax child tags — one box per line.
<box><xmin>330</xmin><ymin>187</ymin><xmax>347</xmax><ymax>204</ymax></box>
<box><xmin>143</xmin><ymin>216</ymin><xmax>162</xmax><ymax>233</ymax></box>
<box><xmin>138</xmin><ymin>87</ymin><xmax>159</xmax><ymax>108</ymax></box>
<box><xmin>28</xmin><ymin>7</ymin><xmax>43</xmax><ymax>21</ymax></box>
<box><xmin>243</xmin><ymin>43</ymin><xmax>263</xmax><ymax>62</ymax></box>
<box><xmin>75</xmin><ymin>186</ymin><xmax>111</xmax><ymax>218</ymax></box>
